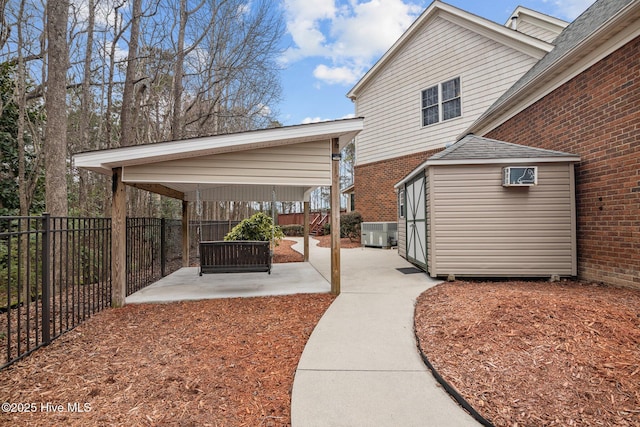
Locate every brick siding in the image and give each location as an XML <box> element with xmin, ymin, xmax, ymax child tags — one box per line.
<box><xmin>486</xmin><ymin>36</ymin><xmax>640</xmax><ymax>289</ymax></box>
<box><xmin>354</xmin><ymin>150</ymin><xmax>440</xmax><ymax>222</ymax></box>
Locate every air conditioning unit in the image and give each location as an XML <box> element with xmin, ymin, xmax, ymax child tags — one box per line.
<box><xmin>361</xmin><ymin>222</ymin><xmax>398</xmax><ymax>248</ymax></box>
<box><xmin>503</xmin><ymin>166</ymin><xmax>537</xmax><ymax>186</ymax></box>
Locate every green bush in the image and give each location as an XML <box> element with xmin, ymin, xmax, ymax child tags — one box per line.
<box><xmin>281</xmin><ymin>224</ymin><xmax>304</xmax><ymax>237</ymax></box>
<box><xmin>321</xmin><ymin>222</ymin><xmax>331</xmax><ymax>236</ymax></box>
<box><xmin>341</xmin><ymin>211</ymin><xmax>363</xmax><ymax>241</ymax></box>
<box><xmin>224</xmin><ymin>212</ymin><xmax>284</xmax><ymax>244</ymax></box>
<box><xmin>320</xmin><ymin>211</ymin><xmax>363</xmax><ymax>241</ymax></box>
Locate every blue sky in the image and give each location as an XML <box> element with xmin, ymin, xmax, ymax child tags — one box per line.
<box><xmin>276</xmin><ymin>0</ymin><xmax>596</xmax><ymax>125</ymax></box>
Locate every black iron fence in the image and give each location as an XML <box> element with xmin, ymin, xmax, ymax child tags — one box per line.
<box><xmin>126</xmin><ymin>218</ymin><xmax>182</xmax><ymax>296</ymax></box>
<box><xmin>1</xmin><ymin>215</ymin><xmax>182</xmax><ymax>370</ymax></box>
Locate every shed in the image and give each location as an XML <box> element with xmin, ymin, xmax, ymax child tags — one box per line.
<box><xmin>395</xmin><ymin>135</ymin><xmax>580</xmax><ymax>278</ymax></box>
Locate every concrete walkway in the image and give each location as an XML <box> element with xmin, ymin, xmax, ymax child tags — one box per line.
<box><xmin>127</xmin><ymin>237</ymin><xmax>479</xmax><ymax>426</ymax></box>
<box><xmin>290</xmin><ymin>238</ymin><xmax>480</xmax><ymax>427</ymax></box>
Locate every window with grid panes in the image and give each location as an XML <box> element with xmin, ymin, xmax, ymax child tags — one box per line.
<box><xmin>421</xmin><ymin>77</ymin><xmax>461</xmax><ymax>126</ymax></box>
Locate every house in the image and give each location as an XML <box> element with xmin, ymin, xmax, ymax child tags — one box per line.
<box><xmin>347</xmin><ymin>0</ymin><xmax>567</xmax><ymax>223</ymax></box>
<box><xmin>395</xmin><ymin>134</ymin><xmax>580</xmax><ymax>278</ymax></box>
<box><xmin>463</xmin><ymin>0</ymin><xmax>640</xmax><ymax>289</ymax></box>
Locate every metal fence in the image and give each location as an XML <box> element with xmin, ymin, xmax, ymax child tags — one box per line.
<box><xmin>126</xmin><ymin>218</ymin><xmax>182</xmax><ymax>296</ymax></box>
<box><xmin>1</xmin><ymin>215</ymin><xmax>183</xmax><ymax>370</ymax></box>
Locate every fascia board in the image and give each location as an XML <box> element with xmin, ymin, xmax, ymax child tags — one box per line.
<box><xmin>506</xmin><ymin>6</ymin><xmax>569</xmax><ymax>31</ymax></box>
<box><xmin>73</xmin><ymin>118</ymin><xmax>364</xmax><ymax>174</ymax></box>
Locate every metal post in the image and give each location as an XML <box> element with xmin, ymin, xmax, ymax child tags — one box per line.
<box><xmin>160</xmin><ymin>218</ymin><xmax>166</xmax><ymax>277</ymax></box>
<box><xmin>41</xmin><ymin>213</ymin><xmax>51</xmax><ymax>345</ymax></box>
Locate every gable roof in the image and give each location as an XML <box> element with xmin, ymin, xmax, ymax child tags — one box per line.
<box><xmin>466</xmin><ymin>0</ymin><xmax>640</xmax><ymax>136</ymax></box>
<box><xmin>395</xmin><ymin>134</ymin><xmax>579</xmax><ymax>188</ymax></box>
<box><xmin>346</xmin><ymin>0</ymin><xmax>555</xmax><ymax>100</ymax></box>
<box><xmin>506</xmin><ymin>6</ymin><xmax>569</xmax><ymax>40</ymax></box>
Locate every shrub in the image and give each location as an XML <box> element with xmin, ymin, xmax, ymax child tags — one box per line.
<box><xmin>340</xmin><ymin>211</ymin><xmax>362</xmax><ymax>241</ymax></box>
<box><xmin>224</xmin><ymin>212</ymin><xmax>285</xmax><ymax>244</ymax></box>
<box><xmin>320</xmin><ymin>211</ymin><xmax>363</xmax><ymax>241</ymax></box>
<box><xmin>281</xmin><ymin>224</ymin><xmax>304</xmax><ymax>237</ymax></box>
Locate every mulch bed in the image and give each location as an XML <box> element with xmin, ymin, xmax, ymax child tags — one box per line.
<box><xmin>415</xmin><ymin>280</ymin><xmax>640</xmax><ymax>426</ymax></box>
<box><xmin>0</xmin><ymin>294</ymin><xmax>334</xmax><ymax>426</ymax></box>
<box><xmin>0</xmin><ymin>239</ymin><xmax>334</xmax><ymax>426</ymax></box>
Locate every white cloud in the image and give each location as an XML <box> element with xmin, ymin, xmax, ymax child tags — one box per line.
<box><xmin>313</xmin><ymin>64</ymin><xmax>362</xmax><ymax>85</ymax></box>
<box><xmin>282</xmin><ymin>0</ymin><xmax>423</xmax><ymax>85</ymax></box>
<box><xmin>301</xmin><ymin>113</ymin><xmax>355</xmax><ymax>124</ymax></box>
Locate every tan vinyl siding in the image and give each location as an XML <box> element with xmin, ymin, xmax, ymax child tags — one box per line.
<box><xmin>355</xmin><ymin>16</ymin><xmax>540</xmax><ymax>166</ymax></box>
<box><xmin>516</xmin><ymin>16</ymin><xmax>563</xmax><ymax>43</ymax></box>
<box><xmin>429</xmin><ymin>163</ymin><xmax>576</xmax><ymax>277</ymax></box>
<box><xmin>425</xmin><ymin>171</ymin><xmax>434</xmax><ymax>274</ymax></box>
<box><xmin>123</xmin><ymin>141</ymin><xmax>330</xmax><ymax>186</ymax></box>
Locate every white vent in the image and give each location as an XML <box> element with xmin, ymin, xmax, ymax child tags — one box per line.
<box><xmin>503</xmin><ymin>166</ymin><xmax>537</xmax><ymax>186</ymax></box>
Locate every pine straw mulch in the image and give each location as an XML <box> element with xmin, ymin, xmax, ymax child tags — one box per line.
<box><xmin>0</xmin><ymin>239</ymin><xmax>334</xmax><ymax>427</ymax></box>
<box><xmin>415</xmin><ymin>280</ymin><xmax>640</xmax><ymax>427</ymax></box>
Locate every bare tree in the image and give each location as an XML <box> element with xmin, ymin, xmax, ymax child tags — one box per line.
<box><xmin>44</xmin><ymin>0</ymin><xmax>70</xmax><ymax>216</ymax></box>
<box><xmin>0</xmin><ymin>0</ymin><xmax>9</xmax><ymax>51</ymax></box>
<box><xmin>119</xmin><ymin>0</ymin><xmax>142</xmax><ymax>147</ymax></box>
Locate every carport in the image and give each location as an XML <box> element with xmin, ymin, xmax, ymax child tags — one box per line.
<box><xmin>73</xmin><ymin>118</ymin><xmax>364</xmax><ymax>306</ymax></box>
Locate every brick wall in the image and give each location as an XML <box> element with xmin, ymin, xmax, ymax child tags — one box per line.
<box><xmin>354</xmin><ymin>150</ymin><xmax>440</xmax><ymax>222</ymax></box>
<box><xmin>486</xmin><ymin>36</ymin><xmax>640</xmax><ymax>289</ymax></box>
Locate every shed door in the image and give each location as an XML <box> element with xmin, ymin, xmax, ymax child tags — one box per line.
<box><xmin>406</xmin><ymin>172</ymin><xmax>427</xmax><ymax>269</ymax></box>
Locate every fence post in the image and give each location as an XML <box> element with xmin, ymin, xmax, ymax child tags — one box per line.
<box><xmin>41</xmin><ymin>213</ymin><xmax>51</xmax><ymax>345</ymax></box>
<box><xmin>161</xmin><ymin>218</ymin><xmax>166</xmax><ymax>277</ymax></box>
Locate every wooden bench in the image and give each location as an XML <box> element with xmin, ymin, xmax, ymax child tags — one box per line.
<box><xmin>199</xmin><ymin>241</ymin><xmax>272</xmax><ymax>275</ymax></box>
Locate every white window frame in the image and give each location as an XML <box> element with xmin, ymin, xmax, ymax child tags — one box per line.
<box><xmin>421</xmin><ymin>77</ymin><xmax>462</xmax><ymax>127</ymax></box>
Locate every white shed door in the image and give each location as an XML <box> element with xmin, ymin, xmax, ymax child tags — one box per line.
<box><xmin>406</xmin><ymin>173</ymin><xmax>427</xmax><ymax>269</ymax></box>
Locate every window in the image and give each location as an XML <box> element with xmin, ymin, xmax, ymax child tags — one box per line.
<box><xmin>398</xmin><ymin>189</ymin><xmax>405</xmax><ymax>219</ymax></box>
<box><xmin>421</xmin><ymin>77</ymin><xmax>461</xmax><ymax>126</ymax></box>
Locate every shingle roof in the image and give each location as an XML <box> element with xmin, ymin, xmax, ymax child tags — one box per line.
<box><xmin>478</xmin><ymin>0</ymin><xmax>634</xmax><ymax>123</ymax></box>
<box><xmin>430</xmin><ymin>134</ymin><xmax>578</xmax><ymax>161</ymax></box>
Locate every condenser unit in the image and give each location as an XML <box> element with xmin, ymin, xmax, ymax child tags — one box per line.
<box><xmin>361</xmin><ymin>222</ymin><xmax>398</xmax><ymax>248</ymax></box>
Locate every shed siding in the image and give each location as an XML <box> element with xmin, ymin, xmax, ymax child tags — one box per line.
<box><xmin>430</xmin><ymin>163</ymin><xmax>576</xmax><ymax>277</ymax></box>
<box><xmin>122</xmin><ymin>141</ymin><xmax>330</xmax><ymax>186</ymax></box>
<box><xmin>485</xmin><ymin>36</ymin><xmax>640</xmax><ymax>289</ymax></box>
<box><xmin>355</xmin><ymin>15</ymin><xmax>540</xmax><ymax>166</ymax></box>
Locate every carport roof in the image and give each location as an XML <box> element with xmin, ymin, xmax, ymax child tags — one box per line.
<box><xmin>73</xmin><ymin>118</ymin><xmax>364</xmax><ymax>202</ymax></box>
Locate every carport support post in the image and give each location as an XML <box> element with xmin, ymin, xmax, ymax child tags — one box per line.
<box><xmin>330</xmin><ymin>138</ymin><xmax>341</xmax><ymax>295</ymax></box>
<box><xmin>182</xmin><ymin>200</ymin><xmax>190</xmax><ymax>267</ymax></box>
<box><xmin>111</xmin><ymin>167</ymin><xmax>127</xmax><ymax>307</ymax></box>
<box><xmin>303</xmin><ymin>201</ymin><xmax>310</xmax><ymax>262</ymax></box>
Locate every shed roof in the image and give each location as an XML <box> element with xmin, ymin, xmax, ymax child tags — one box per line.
<box><xmin>395</xmin><ymin>134</ymin><xmax>580</xmax><ymax>188</ymax></box>
<box><xmin>430</xmin><ymin>134</ymin><xmax>579</xmax><ymax>162</ymax></box>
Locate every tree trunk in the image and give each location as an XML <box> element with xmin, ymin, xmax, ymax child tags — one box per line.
<box><xmin>119</xmin><ymin>0</ymin><xmax>142</xmax><ymax>147</ymax></box>
<box><xmin>78</xmin><ymin>0</ymin><xmax>95</xmax><ymax>215</ymax></box>
<box><xmin>44</xmin><ymin>0</ymin><xmax>69</xmax><ymax>217</ymax></box>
